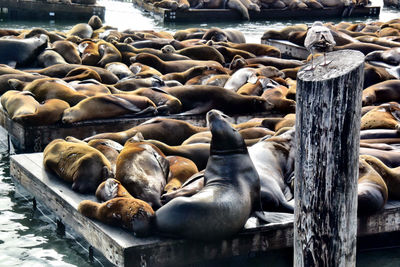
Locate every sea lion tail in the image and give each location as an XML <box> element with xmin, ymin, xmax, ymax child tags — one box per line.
<box><xmin>78</xmin><ymin>200</ymin><xmax>100</xmax><ymax>219</ymax></box>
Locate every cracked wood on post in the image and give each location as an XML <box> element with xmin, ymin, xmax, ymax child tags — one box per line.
<box><xmin>294</xmin><ymin>50</ymin><xmax>365</xmax><ymax>267</ymax></box>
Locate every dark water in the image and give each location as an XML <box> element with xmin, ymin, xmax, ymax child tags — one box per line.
<box><xmin>1</xmin><ymin>0</ymin><xmax>400</xmax><ymax>266</ymax></box>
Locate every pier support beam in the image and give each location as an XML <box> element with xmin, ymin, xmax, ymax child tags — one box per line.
<box><xmin>294</xmin><ymin>50</ymin><xmax>364</xmax><ymax>266</ymax></box>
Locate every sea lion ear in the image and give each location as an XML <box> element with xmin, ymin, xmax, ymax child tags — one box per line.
<box><xmin>8</xmin><ymin>79</ymin><xmax>25</xmax><ymax>90</ymax></box>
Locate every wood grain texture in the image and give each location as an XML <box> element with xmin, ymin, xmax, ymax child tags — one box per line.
<box><xmin>294</xmin><ymin>50</ymin><xmax>365</xmax><ymax>267</ymax></box>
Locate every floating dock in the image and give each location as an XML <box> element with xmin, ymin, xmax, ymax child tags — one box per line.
<box><xmin>10</xmin><ymin>152</ymin><xmax>400</xmax><ymax>266</ymax></box>
<box><xmin>0</xmin><ymin>107</ymin><xmax>282</xmax><ymax>152</ymax></box>
<box><xmin>0</xmin><ymin>0</ymin><xmax>105</xmax><ymax>21</ymax></box>
<box><xmin>132</xmin><ymin>0</ymin><xmax>380</xmax><ymax>22</ymax></box>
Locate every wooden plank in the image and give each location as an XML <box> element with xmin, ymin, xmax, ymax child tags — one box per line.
<box><xmin>263</xmin><ymin>39</ymin><xmax>309</xmax><ymax>60</ymax></box>
<box><xmin>131</xmin><ymin>0</ymin><xmax>379</xmax><ymax>22</ymax></box>
<box><xmin>0</xmin><ymin>0</ymin><xmax>105</xmax><ymax>20</ymax></box>
<box><xmin>0</xmin><ymin>107</ymin><xmax>282</xmax><ymax>152</ymax></box>
<box><xmin>9</xmin><ymin>152</ymin><xmax>400</xmax><ymax>266</ymax></box>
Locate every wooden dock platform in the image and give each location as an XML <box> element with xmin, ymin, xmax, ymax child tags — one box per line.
<box><xmin>0</xmin><ymin>107</ymin><xmax>282</xmax><ymax>152</ymax></box>
<box><xmin>132</xmin><ymin>0</ymin><xmax>380</xmax><ymax>22</ymax></box>
<box><xmin>0</xmin><ymin>0</ymin><xmax>105</xmax><ymax>21</ymax></box>
<box><xmin>9</xmin><ymin>152</ymin><xmax>400</xmax><ymax>266</ymax></box>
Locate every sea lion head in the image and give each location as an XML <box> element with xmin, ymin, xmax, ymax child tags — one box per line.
<box><xmin>207</xmin><ymin>109</ymin><xmax>246</xmax><ymax>154</ymax></box>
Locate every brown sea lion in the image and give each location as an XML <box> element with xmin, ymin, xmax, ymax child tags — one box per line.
<box><xmin>62</xmin><ymin>94</ymin><xmax>157</xmax><ymax>123</ymax></box>
<box><xmin>261</xmin><ymin>84</ymin><xmax>296</xmax><ymax>113</ymax></box>
<box><xmin>62</xmin><ymin>67</ymin><xmax>102</xmax><ymax>83</ymax></box>
<box><xmin>1</xmin><ymin>90</ymin><xmax>70</xmax><ymax>125</ymax></box>
<box><xmin>365</xmin><ymin>47</ymin><xmax>400</xmax><ymax>66</ymax></box>
<box><xmin>43</xmin><ymin>139</ymin><xmax>112</xmax><ymax>193</ymax></box>
<box><xmin>97</xmin><ymin>41</ymin><xmax>122</xmax><ymax>67</ymax></box>
<box><xmin>116</xmin><ymin>140</ymin><xmax>169</xmax><ymax>209</ymax></box>
<box><xmin>110</xmin><ymin>87</ymin><xmax>182</xmax><ymax>115</ymax></box>
<box><xmin>19</xmin><ymin>77</ymin><xmax>87</xmax><ymax>106</ymax></box>
<box><xmin>262</xmin><ymin>113</ymin><xmax>296</xmax><ymax>131</ymax></box>
<box><xmin>129</xmin><ymin>62</ymin><xmax>162</xmax><ymax>78</ymax></box>
<box><xmin>361</xmin><ymin>102</ymin><xmax>400</xmax><ymax>131</ymax></box>
<box><xmin>88</xmin><ymin>139</ymin><xmax>123</xmax><ymax>174</ymax></box>
<box><xmin>0</xmin><ymin>74</ymin><xmax>46</xmax><ymax>94</ymax></box>
<box><xmin>362</xmin><ymin>80</ymin><xmax>400</xmax><ymax>106</ymax></box>
<box><xmin>261</xmin><ymin>24</ymin><xmax>308</xmax><ymax>41</ymax></box>
<box><xmin>161</xmin><ymin>65</ymin><xmax>210</xmax><ymax>84</ymax></box>
<box><xmin>213</xmin><ymin>42</ymin><xmax>281</xmax><ymax>57</ymax></box>
<box><xmin>246</xmin><ymin>56</ymin><xmax>304</xmax><ymax>70</ymax></box>
<box><xmin>88</xmin><ymin>15</ymin><xmax>103</xmax><ymax>31</ymax></box>
<box><xmin>104</xmin><ymin>62</ymin><xmax>132</xmax><ymax>79</ymax></box>
<box><xmin>112</xmin><ymin>76</ymin><xmax>164</xmax><ymax>91</ymax></box>
<box><xmin>165</xmin><ymin>85</ymin><xmax>272</xmax><ymax>115</ymax></box>
<box><xmin>164</xmin><ymin>156</ymin><xmax>199</xmax><ymax>193</ymax></box>
<box><xmin>364</xmin><ymin>63</ymin><xmax>396</xmax><ymax>88</ymax></box>
<box><xmin>146</xmin><ymin>139</ymin><xmax>210</xmax><ymax>170</ymax></box>
<box><xmin>79</xmin><ymin>40</ymin><xmax>101</xmax><ymax>66</ymax></box>
<box><xmin>67</xmin><ymin>23</ymin><xmax>93</xmax><ymax>39</ymax></box>
<box><xmin>173</xmin><ymin>28</ymin><xmax>207</xmax><ymax>41</ymax></box>
<box><xmin>169</xmin><ymin>45</ymin><xmax>225</xmax><ymax>64</ymax></box>
<box><xmin>213</xmin><ymin>45</ymin><xmax>256</xmax><ymax>63</ymax></box>
<box><xmin>202</xmin><ymin>28</ymin><xmax>246</xmax><ymax>43</ymax></box>
<box><xmin>360</xmin><ymin>147</ymin><xmax>400</xmax><ymax>168</ymax></box>
<box><xmin>26</xmin><ymin>64</ymin><xmax>119</xmax><ymax>84</ymax></box>
<box><xmin>78</xmin><ymin>197</ymin><xmax>154</xmax><ymax>236</ymax></box>
<box><xmin>95</xmin><ymin>178</ymin><xmax>133</xmax><ymax>202</ymax></box>
<box><xmin>69</xmin><ymin>79</ymin><xmax>111</xmax><ymax>96</ymax></box>
<box><xmin>356</xmin><ymin>36</ymin><xmax>400</xmax><ymax>48</ymax></box>
<box><xmin>84</xmin><ymin>117</ymin><xmax>207</xmax><ymax>146</ymax></box>
<box><xmin>334</xmin><ymin>42</ymin><xmax>389</xmax><ymax>55</ymax></box>
<box><xmin>51</xmin><ymin>40</ymin><xmax>82</xmax><ymax>64</ymax></box>
<box><xmin>357</xmin><ymin>156</ymin><xmax>388</xmax><ymax>215</ymax></box>
<box><xmin>131</xmin><ymin>52</ymin><xmax>224</xmax><ymax>74</ymax></box>
<box><xmin>361</xmin><ymin>154</ymin><xmax>400</xmax><ymax>199</ymax></box>
<box><xmin>155</xmin><ymin>110</ymin><xmax>260</xmax><ymax>240</ymax></box>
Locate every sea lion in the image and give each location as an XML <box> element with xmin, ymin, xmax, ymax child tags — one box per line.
<box><xmin>78</xmin><ymin>197</ymin><xmax>155</xmax><ymax>236</ymax></box>
<box><xmin>212</xmin><ymin>42</ymin><xmax>281</xmax><ymax>57</ymax></box>
<box><xmin>161</xmin><ymin>65</ymin><xmax>210</xmax><ymax>84</ymax></box>
<box><xmin>361</xmin><ymin>102</ymin><xmax>400</xmax><ymax>131</ymax></box>
<box><xmin>1</xmin><ymin>90</ymin><xmax>70</xmax><ymax>125</ymax></box>
<box><xmin>113</xmin><ymin>76</ymin><xmax>164</xmax><ymax>91</ymax></box>
<box><xmin>104</xmin><ymin>62</ymin><xmax>132</xmax><ymax>79</ymax></box>
<box><xmin>356</xmin><ymin>36</ymin><xmax>400</xmax><ymax>48</ymax></box>
<box><xmin>237</xmin><ymin>76</ymin><xmax>269</xmax><ymax>96</ymax></box>
<box><xmin>67</xmin><ymin>23</ymin><xmax>93</xmax><ymax>39</ymax></box>
<box><xmin>37</xmin><ymin>49</ymin><xmax>67</xmax><ymax>67</ymax></box>
<box><xmin>79</xmin><ymin>40</ymin><xmax>101</xmax><ymax>66</ymax></box>
<box><xmin>62</xmin><ymin>67</ymin><xmax>102</xmax><ymax>83</ymax></box>
<box><xmin>61</xmin><ymin>94</ymin><xmax>157</xmax><ymax>123</ymax></box>
<box><xmin>131</xmin><ymin>52</ymin><xmax>224</xmax><ymax>74</ymax></box>
<box><xmin>88</xmin><ymin>139</ymin><xmax>123</xmax><ymax>174</ymax></box>
<box><xmin>155</xmin><ymin>109</ymin><xmax>260</xmax><ymax>240</ymax></box>
<box><xmin>116</xmin><ymin>140</ymin><xmax>169</xmax><ymax>209</ymax></box>
<box><xmin>146</xmin><ymin>139</ymin><xmax>210</xmax><ymax>170</ymax></box>
<box><xmin>202</xmin><ymin>28</ymin><xmax>246</xmax><ymax>43</ymax></box>
<box><xmin>360</xmin><ymin>147</ymin><xmax>400</xmax><ymax>168</ymax></box>
<box><xmin>261</xmin><ymin>83</ymin><xmax>296</xmax><ymax>113</ymax></box>
<box><xmin>0</xmin><ymin>34</ymin><xmax>48</xmax><ymax>67</ymax></box>
<box><xmin>26</xmin><ymin>64</ymin><xmax>119</xmax><ymax>84</ymax></box>
<box><xmin>20</xmin><ymin>77</ymin><xmax>87</xmax><ymax>106</ymax></box>
<box><xmin>246</xmin><ymin>56</ymin><xmax>304</xmax><ymax>70</ymax></box>
<box><xmin>43</xmin><ymin>139</ymin><xmax>112</xmax><ymax>193</ymax></box>
<box><xmin>51</xmin><ymin>40</ymin><xmax>82</xmax><ymax>64</ymax></box>
<box><xmin>84</xmin><ymin>117</ymin><xmax>207</xmax><ymax>145</ymax></box>
<box><xmin>69</xmin><ymin>79</ymin><xmax>111</xmax><ymax>96</ymax></box>
<box><xmin>131</xmin><ymin>39</ymin><xmax>184</xmax><ymax>50</ymax></box>
<box><xmin>365</xmin><ymin>47</ymin><xmax>400</xmax><ymax>66</ymax></box>
<box><xmin>164</xmin><ymin>156</ymin><xmax>199</xmax><ymax>193</ymax></box>
<box><xmin>361</xmin><ymin>154</ymin><xmax>400</xmax><ymax>199</ymax></box>
<box><xmin>248</xmin><ymin>129</ymin><xmax>295</xmax><ymax>212</ymax></box>
<box><xmin>95</xmin><ymin>178</ymin><xmax>133</xmax><ymax>202</ymax></box>
<box><xmin>165</xmin><ymin>85</ymin><xmax>272</xmax><ymax>115</ymax></box>
<box><xmin>129</xmin><ymin>62</ymin><xmax>162</xmax><ymax>78</ymax></box>
<box><xmin>261</xmin><ymin>24</ymin><xmax>308</xmax><ymax>41</ymax></box>
<box><xmin>0</xmin><ymin>74</ymin><xmax>46</xmax><ymax>95</ymax></box>
<box><xmin>171</xmin><ymin>45</ymin><xmax>225</xmax><ymax>64</ymax></box>
<box><xmin>362</xmin><ymin>80</ymin><xmax>400</xmax><ymax>106</ymax></box>
<box><xmin>357</xmin><ymin>156</ymin><xmax>388</xmax><ymax>215</ymax></box>
<box><xmin>363</xmin><ymin>63</ymin><xmax>396</xmax><ymax>88</ymax></box>
<box><xmin>97</xmin><ymin>41</ymin><xmax>122</xmax><ymax>67</ymax></box>
<box><xmin>110</xmin><ymin>87</ymin><xmax>182</xmax><ymax>115</ymax></box>
<box><xmin>333</xmin><ymin>42</ymin><xmax>389</xmax><ymax>55</ymax></box>
<box><xmin>262</xmin><ymin>113</ymin><xmax>296</xmax><ymax>131</ymax></box>
<box><xmin>88</xmin><ymin>15</ymin><xmax>103</xmax><ymax>31</ymax></box>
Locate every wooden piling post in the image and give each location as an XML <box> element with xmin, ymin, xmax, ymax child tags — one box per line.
<box><xmin>294</xmin><ymin>50</ymin><xmax>365</xmax><ymax>266</ymax></box>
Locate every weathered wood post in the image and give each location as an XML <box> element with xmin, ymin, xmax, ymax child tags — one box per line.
<box><xmin>294</xmin><ymin>50</ymin><xmax>364</xmax><ymax>266</ymax></box>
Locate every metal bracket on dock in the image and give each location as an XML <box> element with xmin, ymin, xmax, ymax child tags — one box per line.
<box><xmin>165</xmin><ymin>11</ymin><xmax>176</xmax><ymax>21</ymax></box>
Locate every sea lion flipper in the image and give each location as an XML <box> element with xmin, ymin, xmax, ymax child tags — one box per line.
<box><xmin>149</xmin><ymin>86</ymin><xmax>171</xmax><ymax>96</ymax></box>
<box><xmin>254</xmin><ymin>211</ymin><xmax>294</xmax><ymax>224</ymax></box>
<box><xmin>103</xmin><ymin>95</ymin><xmax>142</xmax><ymax>112</ymax></box>
<box><xmin>178</xmin><ymin>102</ymin><xmax>214</xmax><ymax>115</ymax></box>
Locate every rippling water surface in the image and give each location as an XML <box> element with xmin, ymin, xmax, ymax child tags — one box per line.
<box><xmin>1</xmin><ymin>0</ymin><xmax>400</xmax><ymax>266</ymax></box>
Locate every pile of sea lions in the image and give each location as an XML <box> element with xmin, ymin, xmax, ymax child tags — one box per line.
<box><xmin>0</xmin><ymin>19</ymin><xmax>297</xmax><ymax>125</ymax></box>
<box><xmin>4</xmin><ymin>16</ymin><xmax>400</xmax><ymax>239</ymax></box>
<box><xmin>145</xmin><ymin>0</ymin><xmax>369</xmax><ymax>20</ymax></box>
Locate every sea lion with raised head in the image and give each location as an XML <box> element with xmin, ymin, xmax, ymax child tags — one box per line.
<box><xmin>155</xmin><ymin>109</ymin><xmax>260</xmax><ymax>240</ymax></box>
